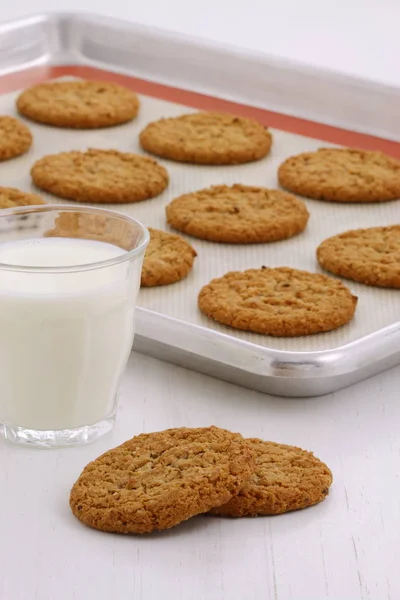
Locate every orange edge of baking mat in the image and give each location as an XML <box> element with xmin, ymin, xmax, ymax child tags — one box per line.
<box><xmin>1</xmin><ymin>64</ymin><xmax>399</xmax><ymax>159</ymax></box>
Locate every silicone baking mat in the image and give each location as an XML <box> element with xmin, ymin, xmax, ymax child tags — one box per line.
<box><xmin>0</xmin><ymin>75</ymin><xmax>399</xmax><ymax>352</ymax></box>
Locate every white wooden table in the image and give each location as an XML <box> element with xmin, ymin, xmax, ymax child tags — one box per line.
<box><xmin>1</xmin><ymin>352</ymin><xmax>399</xmax><ymax>600</ymax></box>
<box><xmin>1</xmin><ymin>3</ymin><xmax>399</xmax><ymax>599</ymax></box>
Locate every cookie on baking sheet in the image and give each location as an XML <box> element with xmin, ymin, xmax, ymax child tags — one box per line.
<box><xmin>31</xmin><ymin>149</ymin><xmax>169</xmax><ymax>204</ymax></box>
<box><xmin>0</xmin><ymin>116</ymin><xmax>32</xmax><ymax>161</ymax></box>
<box><xmin>44</xmin><ymin>210</ymin><xmax>141</xmax><ymax>252</ymax></box>
<box><xmin>210</xmin><ymin>439</ymin><xmax>332</xmax><ymax>517</ymax></box>
<box><xmin>0</xmin><ymin>186</ymin><xmax>45</xmax><ymax>208</ymax></box>
<box><xmin>166</xmin><ymin>184</ymin><xmax>309</xmax><ymax>244</ymax></box>
<box><xmin>17</xmin><ymin>80</ymin><xmax>139</xmax><ymax>129</ymax></box>
<box><xmin>278</xmin><ymin>148</ymin><xmax>400</xmax><ymax>202</ymax></box>
<box><xmin>317</xmin><ymin>225</ymin><xmax>400</xmax><ymax>289</ymax></box>
<box><xmin>139</xmin><ymin>111</ymin><xmax>272</xmax><ymax>165</ymax></box>
<box><xmin>198</xmin><ymin>267</ymin><xmax>358</xmax><ymax>337</ymax></box>
<box><xmin>141</xmin><ymin>228</ymin><xmax>197</xmax><ymax>287</ymax></box>
<box><xmin>69</xmin><ymin>426</ymin><xmax>256</xmax><ymax>534</ymax></box>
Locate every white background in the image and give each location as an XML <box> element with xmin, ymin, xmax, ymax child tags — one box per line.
<box><xmin>1</xmin><ymin>3</ymin><xmax>400</xmax><ymax>600</ymax></box>
<box><xmin>1</xmin><ymin>0</ymin><xmax>400</xmax><ymax>87</ymax></box>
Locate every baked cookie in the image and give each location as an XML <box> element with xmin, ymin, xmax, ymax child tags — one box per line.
<box><xmin>17</xmin><ymin>80</ymin><xmax>139</xmax><ymax>129</ymax></box>
<box><xmin>141</xmin><ymin>228</ymin><xmax>197</xmax><ymax>286</ymax></box>
<box><xmin>278</xmin><ymin>148</ymin><xmax>400</xmax><ymax>202</ymax></box>
<box><xmin>70</xmin><ymin>426</ymin><xmax>256</xmax><ymax>534</ymax></box>
<box><xmin>317</xmin><ymin>225</ymin><xmax>400</xmax><ymax>288</ymax></box>
<box><xmin>166</xmin><ymin>184</ymin><xmax>309</xmax><ymax>243</ymax></box>
<box><xmin>0</xmin><ymin>116</ymin><xmax>32</xmax><ymax>161</ymax></box>
<box><xmin>0</xmin><ymin>186</ymin><xmax>45</xmax><ymax>208</ymax></box>
<box><xmin>210</xmin><ymin>439</ymin><xmax>332</xmax><ymax>517</ymax></box>
<box><xmin>31</xmin><ymin>149</ymin><xmax>169</xmax><ymax>203</ymax></box>
<box><xmin>139</xmin><ymin>111</ymin><xmax>272</xmax><ymax>165</ymax></box>
<box><xmin>198</xmin><ymin>266</ymin><xmax>358</xmax><ymax>337</ymax></box>
<box><xmin>44</xmin><ymin>210</ymin><xmax>142</xmax><ymax>251</ymax></box>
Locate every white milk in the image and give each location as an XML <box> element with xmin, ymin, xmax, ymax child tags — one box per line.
<box><xmin>0</xmin><ymin>237</ymin><xmax>139</xmax><ymax>431</ymax></box>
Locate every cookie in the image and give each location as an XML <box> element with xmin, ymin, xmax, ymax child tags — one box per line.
<box><xmin>139</xmin><ymin>111</ymin><xmax>272</xmax><ymax>165</ymax></box>
<box><xmin>31</xmin><ymin>149</ymin><xmax>169</xmax><ymax>204</ymax></box>
<box><xmin>0</xmin><ymin>186</ymin><xmax>45</xmax><ymax>208</ymax></box>
<box><xmin>210</xmin><ymin>439</ymin><xmax>332</xmax><ymax>517</ymax></box>
<box><xmin>141</xmin><ymin>228</ymin><xmax>197</xmax><ymax>286</ymax></box>
<box><xmin>0</xmin><ymin>116</ymin><xmax>32</xmax><ymax>161</ymax></box>
<box><xmin>317</xmin><ymin>225</ymin><xmax>400</xmax><ymax>289</ymax></box>
<box><xmin>44</xmin><ymin>210</ymin><xmax>141</xmax><ymax>251</ymax></box>
<box><xmin>69</xmin><ymin>426</ymin><xmax>256</xmax><ymax>534</ymax></box>
<box><xmin>166</xmin><ymin>184</ymin><xmax>309</xmax><ymax>243</ymax></box>
<box><xmin>198</xmin><ymin>267</ymin><xmax>358</xmax><ymax>337</ymax></box>
<box><xmin>17</xmin><ymin>80</ymin><xmax>139</xmax><ymax>129</ymax></box>
<box><xmin>278</xmin><ymin>148</ymin><xmax>400</xmax><ymax>202</ymax></box>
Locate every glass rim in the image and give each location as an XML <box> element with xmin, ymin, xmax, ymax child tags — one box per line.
<box><xmin>0</xmin><ymin>204</ymin><xmax>150</xmax><ymax>273</ymax></box>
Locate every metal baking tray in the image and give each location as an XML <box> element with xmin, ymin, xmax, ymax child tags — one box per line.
<box><xmin>0</xmin><ymin>12</ymin><xmax>399</xmax><ymax>397</ymax></box>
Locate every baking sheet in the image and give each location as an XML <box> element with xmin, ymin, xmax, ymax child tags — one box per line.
<box><xmin>0</xmin><ymin>79</ymin><xmax>399</xmax><ymax>354</ymax></box>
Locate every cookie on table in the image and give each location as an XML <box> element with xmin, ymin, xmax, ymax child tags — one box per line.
<box><xmin>141</xmin><ymin>228</ymin><xmax>197</xmax><ymax>287</ymax></box>
<box><xmin>317</xmin><ymin>225</ymin><xmax>400</xmax><ymax>289</ymax></box>
<box><xmin>198</xmin><ymin>266</ymin><xmax>358</xmax><ymax>337</ymax></box>
<box><xmin>166</xmin><ymin>184</ymin><xmax>309</xmax><ymax>243</ymax></box>
<box><xmin>17</xmin><ymin>80</ymin><xmax>139</xmax><ymax>129</ymax></box>
<box><xmin>278</xmin><ymin>148</ymin><xmax>400</xmax><ymax>202</ymax></box>
<box><xmin>0</xmin><ymin>186</ymin><xmax>45</xmax><ymax>208</ymax></box>
<box><xmin>69</xmin><ymin>426</ymin><xmax>256</xmax><ymax>534</ymax></box>
<box><xmin>210</xmin><ymin>439</ymin><xmax>332</xmax><ymax>517</ymax></box>
<box><xmin>0</xmin><ymin>116</ymin><xmax>32</xmax><ymax>161</ymax></box>
<box><xmin>31</xmin><ymin>149</ymin><xmax>169</xmax><ymax>204</ymax></box>
<box><xmin>139</xmin><ymin>111</ymin><xmax>272</xmax><ymax>165</ymax></box>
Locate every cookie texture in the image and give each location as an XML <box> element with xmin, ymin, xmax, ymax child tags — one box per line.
<box><xmin>278</xmin><ymin>148</ymin><xmax>400</xmax><ymax>202</ymax></box>
<box><xmin>198</xmin><ymin>267</ymin><xmax>358</xmax><ymax>337</ymax></box>
<box><xmin>31</xmin><ymin>149</ymin><xmax>169</xmax><ymax>204</ymax></box>
<box><xmin>210</xmin><ymin>439</ymin><xmax>332</xmax><ymax>517</ymax></box>
<box><xmin>0</xmin><ymin>116</ymin><xmax>32</xmax><ymax>161</ymax></box>
<box><xmin>69</xmin><ymin>426</ymin><xmax>256</xmax><ymax>534</ymax></box>
<box><xmin>141</xmin><ymin>228</ymin><xmax>197</xmax><ymax>286</ymax></box>
<box><xmin>44</xmin><ymin>210</ymin><xmax>143</xmax><ymax>251</ymax></box>
<box><xmin>317</xmin><ymin>225</ymin><xmax>400</xmax><ymax>289</ymax></box>
<box><xmin>140</xmin><ymin>111</ymin><xmax>272</xmax><ymax>165</ymax></box>
<box><xmin>166</xmin><ymin>184</ymin><xmax>309</xmax><ymax>243</ymax></box>
<box><xmin>17</xmin><ymin>80</ymin><xmax>139</xmax><ymax>129</ymax></box>
<box><xmin>0</xmin><ymin>186</ymin><xmax>45</xmax><ymax>208</ymax></box>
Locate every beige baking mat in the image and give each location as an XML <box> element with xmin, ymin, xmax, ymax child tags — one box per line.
<box><xmin>0</xmin><ymin>81</ymin><xmax>399</xmax><ymax>352</ymax></box>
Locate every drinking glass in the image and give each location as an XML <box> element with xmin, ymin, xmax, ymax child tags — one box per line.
<box><xmin>0</xmin><ymin>204</ymin><xmax>149</xmax><ymax>447</ymax></box>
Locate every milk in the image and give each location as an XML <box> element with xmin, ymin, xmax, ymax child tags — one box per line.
<box><xmin>0</xmin><ymin>237</ymin><xmax>139</xmax><ymax>431</ymax></box>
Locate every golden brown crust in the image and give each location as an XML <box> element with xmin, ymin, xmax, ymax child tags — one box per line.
<box><xmin>0</xmin><ymin>186</ymin><xmax>45</xmax><ymax>208</ymax></box>
<box><xmin>44</xmin><ymin>211</ymin><xmax>142</xmax><ymax>251</ymax></box>
<box><xmin>198</xmin><ymin>267</ymin><xmax>358</xmax><ymax>337</ymax></box>
<box><xmin>278</xmin><ymin>148</ymin><xmax>400</xmax><ymax>202</ymax></box>
<box><xmin>31</xmin><ymin>149</ymin><xmax>169</xmax><ymax>204</ymax></box>
<box><xmin>141</xmin><ymin>228</ymin><xmax>197</xmax><ymax>287</ymax></box>
<box><xmin>140</xmin><ymin>111</ymin><xmax>272</xmax><ymax>165</ymax></box>
<box><xmin>69</xmin><ymin>426</ymin><xmax>256</xmax><ymax>534</ymax></box>
<box><xmin>17</xmin><ymin>80</ymin><xmax>139</xmax><ymax>129</ymax></box>
<box><xmin>210</xmin><ymin>438</ymin><xmax>333</xmax><ymax>517</ymax></box>
<box><xmin>317</xmin><ymin>225</ymin><xmax>400</xmax><ymax>288</ymax></box>
<box><xmin>0</xmin><ymin>116</ymin><xmax>32</xmax><ymax>161</ymax></box>
<box><xmin>166</xmin><ymin>184</ymin><xmax>309</xmax><ymax>243</ymax></box>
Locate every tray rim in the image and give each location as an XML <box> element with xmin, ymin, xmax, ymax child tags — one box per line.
<box><xmin>2</xmin><ymin>10</ymin><xmax>399</xmax><ymax>90</ymax></box>
<box><xmin>135</xmin><ymin>307</ymin><xmax>400</xmax><ymax>376</ymax></box>
<box><xmin>0</xmin><ymin>11</ymin><xmax>399</xmax><ymax>396</ymax></box>
<box><xmin>1</xmin><ymin>12</ymin><xmax>399</xmax><ymax>141</ymax></box>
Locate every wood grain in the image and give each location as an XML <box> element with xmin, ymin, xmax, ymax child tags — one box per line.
<box><xmin>1</xmin><ymin>353</ymin><xmax>399</xmax><ymax>600</ymax></box>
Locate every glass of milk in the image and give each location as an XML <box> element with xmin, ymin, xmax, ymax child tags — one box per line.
<box><xmin>0</xmin><ymin>204</ymin><xmax>149</xmax><ymax>447</ymax></box>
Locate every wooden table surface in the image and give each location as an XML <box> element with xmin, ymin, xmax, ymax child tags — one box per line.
<box><xmin>1</xmin><ymin>352</ymin><xmax>399</xmax><ymax>600</ymax></box>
